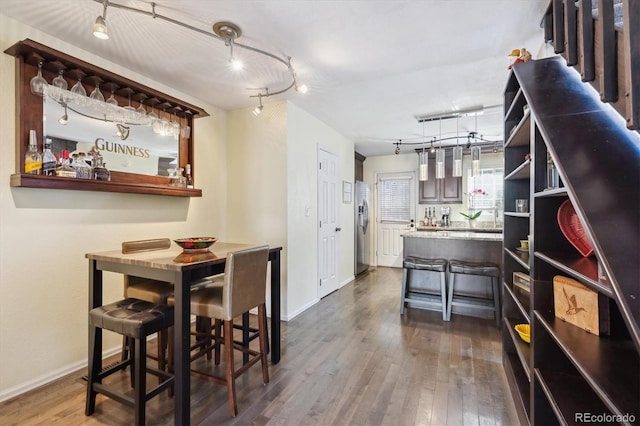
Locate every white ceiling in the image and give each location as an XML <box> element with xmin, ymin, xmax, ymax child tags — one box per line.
<box><xmin>0</xmin><ymin>0</ymin><xmax>550</xmax><ymax>157</ymax></box>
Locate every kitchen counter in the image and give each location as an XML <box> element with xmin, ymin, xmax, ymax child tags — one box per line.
<box><xmin>416</xmin><ymin>225</ymin><xmax>503</xmax><ymax>233</ymax></box>
<box><xmin>404</xmin><ymin>230</ymin><xmax>502</xmax><ymax>241</ymax></box>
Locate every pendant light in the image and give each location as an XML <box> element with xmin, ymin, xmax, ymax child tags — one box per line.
<box><xmin>471</xmin><ymin>112</ymin><xmax>481</xmax><ymax>176</ymax></box>
<box><xmin>419</xmin><ymin>149</ymin><xmax>428</xmax><ymax>181</ymax></box>
<box><xmin>418</xmin><ymin>123</ymin><xmax>428</xmax><ymax>181</ymax></box>
<box><xmin>435</xmin><ymin>118</ymin><xmax>445</xmax><ymax>179</ymax></box>
<box><xmin>453</xmin><ymin>116</ymin><xmax>463</xmax><ymax>177</ymax></box>
<box><xmin>471</xmin><ymin>145</ymin><xmax>481</xmax><ymax>177</ymax></box>
<box><xmin>435</xmin><ymin>147</ymin><xmax>445</xmax><ymax>179</ymax></box>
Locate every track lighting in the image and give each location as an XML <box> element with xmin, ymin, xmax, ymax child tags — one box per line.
<box><xmin>92</xmin><ymin>0</ymin><xmax>109</xmax><ymax>40</ymax></box>
<box><xmin>395</xmin><ymin>140</ymin><xmax>401</xmax><ymax>155</ymax></box>
<box><xmin>252</xmin><ymin>95</ymin><xmax>264</xmax><ymax>116</ymax></box>
<box><xmin>89</xmin><ymin>1</ymin><xmax>307</xmax><ymax>102</ymax></box>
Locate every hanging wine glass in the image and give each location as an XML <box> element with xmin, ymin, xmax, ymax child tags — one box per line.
<box><xmin>70</xmin><ymin>77</ymin><xmax>87</xmax><ymax>97</ymax></box>
<box><xmin>147</xmin><ymin>106</ymin><xmax>159</xmax><ymax>127</ymax></box>
<box><xmin>52</xmin><ymin>70</ymin><xmax>67</xmax><ymax>90</ymax></box>
<box><xmin>170</xmin><ymin>120</ymin><xmax>180</xmax><ymax>138</ymax></box>
<box><xmin>136</xmin><ymin>100</ymin><xmax>147</xmax><ymax>120</ymax></box>
<box><xmin>106</xmin><ymin>89</ymin><xmax>118</xmax><ymax>106</ymax></box>
<box><xmin>30</xmin><ymin>61</ymin><xmax>47</xmax><ymax>96</ymax></box>
<box><xmin>123</xmin><ymin>95</ymin><xmax>137</xmax><ymax>122</ymax></box>
<box><xmin>89</xmin><ymin>82</ymin><xmax>105</xmax><ymax>102</ymax></box>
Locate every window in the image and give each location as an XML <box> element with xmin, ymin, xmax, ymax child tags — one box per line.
<box><xmin>467</xmin><ymin>168</ymin><xmax>504</xmax><ymax>209</ymax></box>
<box><xmin>378</xmin><ymin>173</ymin><xmax>414</xmax><ymax>222</ymax></box>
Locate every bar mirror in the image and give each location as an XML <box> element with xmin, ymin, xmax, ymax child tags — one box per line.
<box><xmin>43</xmin><ymin>92</ymin><xmax>180</xmax><ymax>177</ymax></box>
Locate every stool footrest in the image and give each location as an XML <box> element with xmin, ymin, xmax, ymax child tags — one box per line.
<box><xmin>450</xmin><ymin>294</ymin><xmax>498</xmax><ymax>310</ymax></box>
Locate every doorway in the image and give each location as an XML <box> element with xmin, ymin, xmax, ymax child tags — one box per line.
<box><xmin>318</xmin><ymin>148</ymin><xmax>340</xmax><ymax>298</ymax></box>
<box><xmin>376</xmin><ymin>171</ymin><xmax>415</xmax><ymax>267</ymax></box>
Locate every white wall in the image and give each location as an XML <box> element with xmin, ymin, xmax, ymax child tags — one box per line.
<box><xmin>0</xmin><ymin>15</ymin><xmax>227</xmax><ymax>400</ymax></box>
<box><xmin>226</xmin><ymin>102</ymin><xmax>288</xmax><ymax>316</ymax></box>
<box><xmin>226</xmin><ymin>100</ymin><xmax>355</xmax><ymax>320</ymax></box>
<box><xmin>287</xmin><ymin>102</ymin><xmax>355</xmax><ymax>319</ymax></box>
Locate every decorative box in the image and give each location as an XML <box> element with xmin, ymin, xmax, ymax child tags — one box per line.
<box><xmin>513</xmin><ymin>272</ymin><xmax>531</xmax><ymax>293</ymax></box>
<box><xmin>553</xmin><ymin>275</ymin><xmax>609</xmax><ymax>336</ymax></box>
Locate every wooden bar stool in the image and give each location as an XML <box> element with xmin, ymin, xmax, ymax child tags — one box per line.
<box><xmin>400</xmin><ymin>256</ymin><xmax>448</xmax><ymax>320</ymax></box>
<box><xmin>446</xmin><ymin>259</ymin><xmax>501</xmax><ymax>327</ymax></box>
<box><xmin>85</xmin><ymin>298</ymin><xmax>174</xmax><ymax>426</ymax></box>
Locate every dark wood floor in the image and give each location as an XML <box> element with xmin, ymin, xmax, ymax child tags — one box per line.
<box><xmin>0</xmin><ymin>267</ymin><xmax>516</xmax><ymax>425</ymax></box>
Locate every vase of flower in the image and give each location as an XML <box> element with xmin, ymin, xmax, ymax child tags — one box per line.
<box><xmin>460</xmin><ymin>210</ymin><xmax>482</xmax><ymax>227</ymax></box>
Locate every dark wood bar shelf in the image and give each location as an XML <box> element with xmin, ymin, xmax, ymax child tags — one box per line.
<box><xmin>504</xmin><ymin>317</ymin><xmax>531</xmax><ymax>380</ymax></box>
<box><xmin>533</xmin><ymin>368</ymin><xmax>612</xmax><ymax>425</ymax></box>
<box><xmin>535</xmin><ymin>252</ymin><xmax>612</xmax><ymax>296</ymax></box>
<box><xmin>504</xmin><ymin>212</ymin><xmax>530</xmax><ymax>218</ymax></box>
<box><xmin>10</xmin><ymin>174</ymin><xmax>202</xmax><ymax>197</ymax></box>
<box><xmin>534</xmin><ymin>187</ymin><xmax>568</xmax><ymax>198</ymax></box>
<box><xmin>505</xmin><ymin>112</ymin><xmax>531</xmax><ymax>148</ymax></box>
<box><xmin>5</xmin><ymin>39</ymin><xmax>208</xmax><ymax>198</ymax></box>
<box><xmin>503</xmin><ymin>351</ymin><xmax>531</xmax><ymax>422</ymax></box>
<box><xmin>535</xmin><ymin>311</ymin><xmax>639</xmax><ymax>420</ymax></box>
<box><xmin>503</xmin><ymin>282</ymin><xmax>530</xmax><ymax>321</ymax></box>
<box><xmin>505</xmin><ymin>159</ymin><xmax>531</xmax><ymax>180</ymax></box>
<box><xmin>505</xmin><ymin>248</ymin><xmax>530</xmax><ymax>270</ymax></box>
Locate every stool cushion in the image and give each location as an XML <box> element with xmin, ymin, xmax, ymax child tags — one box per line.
<box><xmin>89</xmin><ymin>298</ymin><xmax>174</xmax><ymax>339</ymax></box>
<box><xmin>449</xmin><ymin>260</ymin><xmax>500</xmax><ymax>277</ymax></box>
<box><xmin>404</xmin><ymin>257</ymin><xmax>448</xmax><ymax>272</ymax></box>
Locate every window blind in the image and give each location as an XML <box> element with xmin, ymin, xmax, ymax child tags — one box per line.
<box><xmin>379</xmin><ymin>177</ymin><xmax>412</xmax><ymax>222</ymax></box>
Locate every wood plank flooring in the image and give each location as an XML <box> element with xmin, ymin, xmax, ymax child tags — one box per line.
<box><xmin>0</xmin><ymin>267</ymin><xmax>517</xmax><ymax>425</ymax></box>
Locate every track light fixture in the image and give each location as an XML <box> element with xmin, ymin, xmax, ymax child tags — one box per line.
<box><xmin>92</xmin><ymin>0</ymin><xmax>109</xmax><ymax>40</ymax></box>
<box><xmin>90</xmin><ymin>0</ymin><xmax>307</xmax><ymax>105</ymax></box>
<box><xmin>395</xmin><ymin>140</ymin><xmax>401</xmax><ymax>155</ymax></box>
<box><xmin>214</xmin><ymin>22</ymin><xmax>244</xmax><ymax>71</ymax></box>
<box><xmin>252</xmin><ymin>94</ymin><xmax>264</xmax><ymax>116</ymax></box>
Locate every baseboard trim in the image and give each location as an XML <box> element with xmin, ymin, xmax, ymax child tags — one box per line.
<box><xmin>285</xmin><ymin>298</ymin><xmax>319</xmax><ymax>321</ymax></box>
<box><xmin>0</xmin><ymin>345</ymin><xmax>121</xmax><ymax>403</ymax></box>
<box><xmin>339</xmin><ymin>275</ymin><xmax>355</xmax><ymax>288</ymax></box>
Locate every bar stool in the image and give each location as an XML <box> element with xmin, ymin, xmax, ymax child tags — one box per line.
<box><xmin>85</xmin><ymin>298</ymin><xmax>174</xmax><ymax>426</ymax></box>
<box><xmin>446</xmin><ymin>259</ymin><xmax>501</xmax><ymax>327</ymax></box>
<box><xmin>400</xmin><ymin>256</ymin><xmax>448</xmax><ymax>320</ymax></box>
<box><xmin>168</xmin><ymin>245</ymin><xmax>270</xmax><ymax>417</ymax></box>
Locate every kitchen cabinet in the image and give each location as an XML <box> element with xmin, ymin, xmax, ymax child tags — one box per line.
<box><xmin>502</xmin><ymin>57</ymin><xmax>639</xmax><ymax>426</ymax></box>
<box><xmin>418</xmin><ymin>152</ymin><xmax>462</xmax><ymax>204</ymax></box>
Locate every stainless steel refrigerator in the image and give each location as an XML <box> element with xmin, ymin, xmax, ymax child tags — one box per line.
<box><xmin>355</xmin><ymin>181</ymin><xmax>370</xmax><ymax>275</ymax></box>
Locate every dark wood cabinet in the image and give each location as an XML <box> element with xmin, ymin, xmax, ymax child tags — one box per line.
<box><xmin>502</xmin><ymin>57</ymin><xmax>639</xmax><ymax>426</ymax></box>
<box><xmin>418</xmin><ymin>152</ymin><xmax>462</xmax><ymax>204</ymax></box>
<box><xmin>355</xmin><ymin>152</ymin><xmax>365</xmax><ymax>182</ymax></box>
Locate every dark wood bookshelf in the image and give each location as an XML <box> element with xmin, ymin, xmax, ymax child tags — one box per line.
<box><xmin>502</xmin><ymin>56</ymin><xmax>640</xmax><ymax>425</ymax></box>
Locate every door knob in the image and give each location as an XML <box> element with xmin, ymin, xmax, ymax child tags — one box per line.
<box><xmin>336</xmin><ymin>227</ymin><xmax>342</xmax><ymax>232</ymax></box>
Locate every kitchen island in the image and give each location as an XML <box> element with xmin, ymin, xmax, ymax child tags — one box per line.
<box><xmin>402</xmin><ymin>230</ymin><xmax>503</xmax><ymax>320</ymax></box>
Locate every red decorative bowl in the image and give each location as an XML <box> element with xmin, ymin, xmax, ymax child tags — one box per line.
<box><xmin>174</xmin><ymin>237</ymin><xmax>217</xmax><ymax>252</ymax></box>
<box><xmin>557</xmin><ymin>200</ymin><xmax>594</xmax><ymax>257</ymax></box>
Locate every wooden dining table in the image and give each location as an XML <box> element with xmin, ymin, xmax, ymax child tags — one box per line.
<box><xmin>85</xmin><ymin>241</ymin><xmax>282</xmax><ymax>425</ymax></box>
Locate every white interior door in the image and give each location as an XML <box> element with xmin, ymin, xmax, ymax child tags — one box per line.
<box><xmin>376</xmin><ymin>172</ymin><xmax>415</xmax><ymax>268</ymax></box>
<box><xmin>318</xmin><ymin>148</ymin><xmax>340</xmax><ymax>298</ymax></box>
